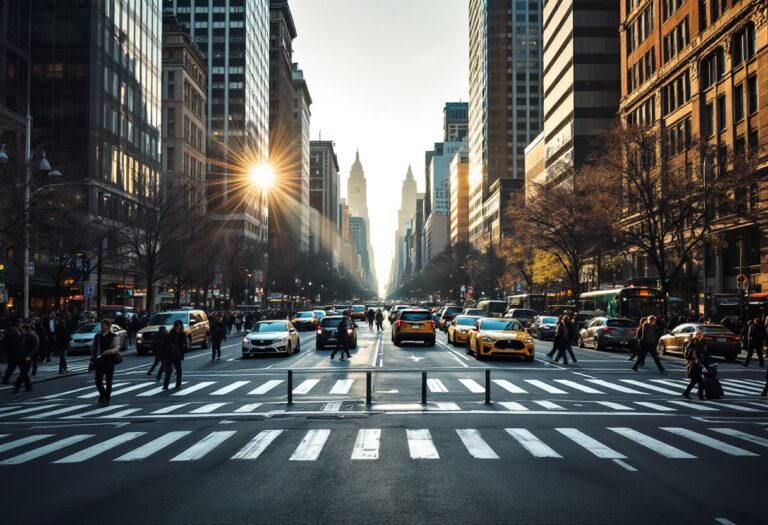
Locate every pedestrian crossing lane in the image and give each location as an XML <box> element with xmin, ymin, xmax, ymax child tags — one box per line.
<box><xmin>171</xmin><ymin>431</ymin><xmax>236</xmax><ymax>461</ymax></box>
<box><xmin>232</xmin><ymin>430</ymin><xmax>284</xmax><ymax>460</ymax></box>
<box><xmin>0</xmin><ymin>435</ymin><xmax>93</xmax><ymax>465</ymax></box>
<box><xmin>661</xmin><ymin>428</ymin><xmax>758</xmax><ymax>457</ymax></box>
<box><xmin>290</xmin><ymin>430</ymin><xmax>330</xmax><ymax>461</ymax></box>
<box><xmin>55</xmin><ymin>432</ymin><xmax>146</xmax><ymax>463</ymax></box>
<box><xmin>115</xmin><ymin>431</ymin><xmax>192</xmax><ymax>461</ymax></box>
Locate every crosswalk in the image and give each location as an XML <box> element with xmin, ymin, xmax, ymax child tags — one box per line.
<box><xmin>33</xmin><ymin>376</ymin><xmax>768</xmax><ymax>400</ymax></box>
<box><xmin>1</xmin><ymin>425</ymin><xmax>766</xmax><ymax>465</ymax></box>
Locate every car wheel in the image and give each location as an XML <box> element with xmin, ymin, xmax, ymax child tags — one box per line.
<box><xmin>315</xmin><ymin>343</ymin><xmax>323</xmax><ymax>350</ymax></box>
<box><xmin>725</xmin><ymin>352</ymin><xmax>738</xmax><ymax>362</ymax></box>
<box><xmin>393</xmin><ymin>337</ymin><xmax>401</xmax><ymax>347</ymax></box>
<box><xmin>466</xmin><ymin>338</ymin><xmax>473</xmax><ymax>355</ymax></box>
<box><xmin>525</xmin><ymin>355</ymin><xmax>534</xmax><ymax>362</ymax></box>
<box><xmin>295</xmin><ymin>340</ymin><xmax>301</xmax><ymax>353</ymax></box>
<box><xmin>447</xmin><ymin>331</ymin><xmax>453</xmax><ymax>345</ymax></box>
<box><xmin>187</xmin><ymin>336</ymin><xmax>193</xmax><ymax>353</ymax></box>
<box><xmin>657</xmin><ymin>341</ymin><xmax>666</xmax><ymax>356</ymax></box>
<box><xmin>475</xmin><ymin>344</ymin><xmax>484</xmax><ymax>360</ymax></box>
<box><xmin>578</xmin><ymin>335</ymin><xmax>585</xmax><ymax>348</ymax></box>
<box><xmin>201</xmin><ymin>333</ymin><xmax>211</xmax><ymax>349</ymax></box>
<box><xmin>427</xmin><ymin>337</ymin><xmax>435</xmax><ymax>347</ymax></box>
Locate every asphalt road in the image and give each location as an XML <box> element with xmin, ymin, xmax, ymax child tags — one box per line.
<box><xmin>1</xmin><ymin>320</ymin><xmax>766</xmax><ymax>524</ymax></box>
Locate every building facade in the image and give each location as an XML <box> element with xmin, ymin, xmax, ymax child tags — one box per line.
<box><xmin>444</xmin><ymin>101</ymin><xmax>468</xmax><ymax>142</ymax></box>
<box><xmin>309</xmin><ymin>140</ymin><xmax>340</xmax><ymax>267</ymax></box>
<box><xmin>346</xmin><ymin>150</ymin><xmax>377</xmax><ymax>291</ymax></box>
<box><xmin>424</xmin><ymin>141</ymin><xmax>463</xmax><ymax>263</ymax></box>
<box><xmin>291</xmin><ymin>63</ymin><xmax>311</xmax><ymax>254</ymax></box>
<box><xmin>450</xmin><ymin>147</ymin><xmax>470</xmax><ymax>246</ymax></box>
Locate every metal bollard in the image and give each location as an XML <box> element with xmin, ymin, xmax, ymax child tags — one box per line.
<box><xmin>421</xmin><ymin>371</ymin><xmax>427</xmax><ymax>405</ymax></box>
<box><xmin>366</xmin><ymin>371</ymin><xmax>372</xmax><ymax>406</ymax></box>
<box><xmin>287</xmin><ymin>370</ymin><xmax>293</xmax><ymax>405</ymax></box>
<box><xmin>485</xmin><ymin>369</ymin><xmax>491</xmax><ymax>405</ymax></box>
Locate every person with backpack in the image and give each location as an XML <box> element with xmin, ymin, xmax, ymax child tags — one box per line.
<box><xmin>629</xmin><ymin>317</ymin><xmax>647</xmax><ymax>361</ymax></box>
<box><xmin>682</xmin><ymin>331</ymin><xmax>708</xmax><ymax>400</ymax></box>
<box><xmin>744</xmin><ymin>317</ymin><xmax>765</xmax><ymax>367</ymax></box>
<box><xmin>552</xmin><ymin>317</ymin><xmax>571</xmax><ymax>365</ymax></box>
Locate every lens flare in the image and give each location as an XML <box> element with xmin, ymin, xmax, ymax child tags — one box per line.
<box><xmin>250</xmin><ymin>164</ymin><xmax>275</xmax><ymax>190</ymax></box>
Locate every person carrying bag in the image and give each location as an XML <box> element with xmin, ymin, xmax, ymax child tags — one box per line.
<box><xmin>682</xmin><ymin>332</ymin><xmax>707</xmax><ymax>400</ymax></box>
<box><xmin>90</xmin><ymin>319</ymin><xmax>119</xmax><ymax>406</ymax></box>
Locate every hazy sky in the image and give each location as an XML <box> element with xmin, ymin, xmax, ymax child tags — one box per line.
<box><xmin>290</xmin><ymin>0</ymin><xmax>469</xmax><ymax>296</ymax></box>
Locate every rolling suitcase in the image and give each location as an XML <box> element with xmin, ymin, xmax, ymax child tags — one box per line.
<box><xmin>703</xmin><ymin>377</ymin><xmax>724</xmax><ymax>400</ymax></box>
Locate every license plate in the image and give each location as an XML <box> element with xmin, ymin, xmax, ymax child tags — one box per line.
<box><xmin>717</xmin><ymin>337</ymin><xmax>726</xmax><ymax>343</ymax></box>
<box><xmin>412</xmin><ymin>324</ymin><xmax>421</xmax><ymax>329</ymax></box>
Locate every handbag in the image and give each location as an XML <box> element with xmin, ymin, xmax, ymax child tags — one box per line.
<box><xmin>112</xmin><ymin>350</ymin><xmax>124</xmax><ymax>364</ymax></box>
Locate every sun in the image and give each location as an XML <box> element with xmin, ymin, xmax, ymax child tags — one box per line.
<box><xmin>249</xmin><ymin>163</ymin><xmax>275</xmax><ymax>190</ymax></box>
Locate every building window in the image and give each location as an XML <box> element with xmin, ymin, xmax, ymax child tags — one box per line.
<box><xmin>732</xmin><ymin>23</ymin><xmax>756</xmax><ymax>67</ymax></box>
<box><xmin>716</xmin><ymin>95</ymin><xmax>726</xmax><ymax>131</ymax></box>
<box><xmin>710</xmin><ymin>0</ymin><xmax>727</xmax><ymax>24</ymax></box>
<box><xmin>735</xmin><ymin>135</ymin><xmax>745</xmax><ymax>155</ymax></box>
<box><xmin>746</xmin><ymin>75</ymin><xmax>758</xmax><ymax>115</ymax></box>
<box><xmin>665</xmin><ymin>117</ymin><xmax>691</xmax><ymax>158</ymax></box>
<box><xmin>734</xmin><ymin>83</ymin><xmax>744</xmax><ymax>122</ymax></box>
<box><xmin>703</xmin><ymin>102</ymin><xmax>714</xmax><ymax>137</ymax></box>
<box><xmin>699</xmin><ymin>0</ymin><xmax>708</xmax><ymax>30</ymax></box>
<box><xmin>748</xmin><ymin>129</ymin><xmax>758</xmax><ymax>151</ymax></box>
<box><xmin>661</xmin><ymin>70</ymin><xmax>690</xmax><ymax>115</ymax></box>
<box><xmin>663</xmin><ymin>17</ymin><xmax>689</xmax><ymax>62</ymax></box>
<box><xmin>626</xmin><ymin>3</ymin><xmax>654</xmax><ymax>54</ymax></box>
<box><xmin>700</xmin><ymin>48</ymin><xmax>724</xmax><ymax>89</ymax></box>
<box><xmin>662</xmin><ymin>0</ymin><xmax>686</xmax><ymax>21</ymax></box>
<box><xmin>167</xmin><ymin>71</ymin><xmax>175</xmax><ymax>98</ymax></box>
<box><xmin>166</xmin><ymin>147</ymin><xmax>175</xmax><ymax>172</ymax></box>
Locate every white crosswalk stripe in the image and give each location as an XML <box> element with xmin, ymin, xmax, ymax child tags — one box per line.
<box><xmin>635</xmin><ymin>402</ymin><xmax>677</xmax><ymax>412</ymax></box>
<box><xmin>0</xmin><ymin>434</ymin><xmax>53</xmax><ymax>454</ymax></box>
<box><xmin>234</xmin><ymin>403</ymin><xmax>263</xmax><ymax>413</ymax></box>
<box><xmin>608</xmin><ymin>428</ymin><xmax>696</xmax><ymax>459</ymax></box>
<box><xmin>0</xmin><ymin>406</ymin><xmax>21</xmax><ymax>415</ymax></box>
<box><xmin>54</xmin><ymin>432</ymin><xmax>146</xmax><ymax>463</ymax></box>
<box><xmin>173</xmin><ymin>382</ymin><xmax>217</xmax><ymax>396</ymax></box>
<box><xmin>63</xmin><ymin>404</ymin><xmax>129</xmax><ymax>419</ymax></box>
<box><xmin>718</xmin><ymin>384</ymin><xmax>756</xmax><ymax>396</ymax></box>
<box><xmin>329</xmin><ymin>379</ymin><xmax>355</xmax><ymax>395</ymax></box>
<box><xmin>406</xmin><ymin>429</ymin><xmax>439</xmax><ymax>459</ymax></box>
<box><xmin>721</xmin><ymin>380</ymin><xmax>763</xmax><ymax>393</ymax></box>
<box><xmin>115</xmin><ymin>431</ymin><xmax>192</xmax><ymax>461</ymax></box>
<box><xmin>586</xmin><ymin>379</ymin><xmax>648</xmax><ymax>395</ymax></box>
<box><xmin>554</xmin><ymin>380</ymin><xmax>604</xmax><ymax>394</ymax></box>
<box><xmin>322</xmin><ymin>401</ymin><xmax>343</xmax><ymax>412</ymax></box>
<box><xmin>26</xmin><ymin>404</ymin><xmax>92</xmax><ymax>419</ymax></box>
<box><xmin>102</xmin><ymin>408</ymin><xmax>142</xmax><ymax>418</ymax></box>
<box><xmin>290</xmin><ymin>429</ymin><xmax>331</xmax><ymax>461</ymax></box>
<box><xmin>78</xmin><ymin>382</ymin><xmax>155</xmax><ymax>399</ymax></box>
<box><xmin>152</xmin><ymin>403</ymin><xmax>191</xmax><ymax>414</ymax></box>
<box><xmin>701</xmin><ymin>402</ymin><xmax>759</xmax><ymax>412</ymax></box>
<box><xmin>293</xmin><ymin>379</ymin><xmax>320</xmax><ymax>395</ymax></box>
<box><xmin>661</xmin><ymin>427</ymin><xmax>758</xmax><ymax>456</ymax></box>
<box><xmin>171</xmin><ymin>431</ymin><xmax>236</xmax><ymax>461</ymax></box>
<box><xmin>459</xmin><ymin>379</ymin><xmax>485</xmax><ymax>393</ymax></box>
<box><xmin>524</xmin><ymin>380</ymin><xmax>567</xmax><ymax>394</ymax></box>
<box><xmin>0</xmin><ymin>435</ymin><xmax>93</xmax><ymax>465</ymax></box>
<box><xmin>210</xmin><ymin>381</ymin><xmax>251</xmax><ymax>396</ymax></box>
<box><xmin>0</xmin><ymin>404</ymin><xmax>63</xmax><ymax>418</ymax></box>
<box><xmin>711</xmin><ymin>428</ymin><xmax>768</xmax><ymax>448</ymax></box>
<box><xmin>248</xmin><ymin>380</ymin><xmax>284</xmax><ymax>395</ymax></box>
<box><xmin>427</xmin><ymin>379</ymin><xmax>449</xmax><ymax>393</ymax></box>
<box><xmin>137</xmin><ymin>382</ymin><xmax>190</xmax><ymax>397</ymax></box>
<box><xmin>39</xmin><ymin>384</ymin><xmax>125</xmax><ymax>400</ymax></box>
<box><xmin>667</xmin><ymin>400</ymin><xmax>720</xmax><ymax>411</ymax></box>
<box><xmin>232</xmin><ymin>430</ymin><xmax>284</xmax><ymax>460</ymax></box>
<box><xmin>499</xmin><ymin>401</ymin><xmax>529</xmax><ymax>411</ymax></box>
<box><xmin>595</xmin><ymin>401</ymin><xmax>634</xmax><ymax>411</ymax></box>
<box><xmin>505</xmin><ymin>428</ymin><xmax>561</xmax><ymax>458</ymax></box>
<box><xmin>351</xmin><ymin>429</ymin><xmax>381</xmax><ymax>460</ymax></box>
<box><xmin>457</xmin><ymin>429</ymin><xmax>498</xmax><ymax>459</ymax></box>
<box><xmin>556</xmin><ymin>428</ymin><xmax>626</xmax><ymax>459</ymax></box>
<box><xmin>492</xmin><ymin>379</ymin><xmax>528</xmax><ymax>394</ymax></box>
<box><xmin>534</xmin><ymin>401</ymin><xmax>565</xmax><ymax>410</ymax></box>
<box><xmin>619</xmin><ymin>379</ymin><xmax>680</xmax><ymax>395</ymax></box>
<box><xmin>190</xmin><ymin>403</ymin><xmax>228</xmax><ymax>414</ymax></box>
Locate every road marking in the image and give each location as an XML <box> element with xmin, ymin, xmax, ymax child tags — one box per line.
<box><xmin>534</xmin><ymin>401</ymin><xmax>565</xmax><ymax>410</ymax></box>
<box><xmin>721</xmin><ymin>380</ymin><xmax>763</xmax><ymax>393</ymax></box>
<box><xmin>78</xmin><ymin>382</ymin><xmax>155</xmax><ymax>399</ymax></box>
<box><xmin>435</xmin><ymin>340</ymin><xmax>470</xmax><ymax>368</ymax></box>
<box><xmin>115</xmin><ymin>431</ymin><xmax>192</xmax><ymax>461</ymax></box>
<box><xmin>0</xmin><ymin>404</ymin><xmax>62</xmax><ymax>418</ymax></box>
<box><xmin>0</xmin><ymin>406</ymin><xmax>21</xmax><ymax>415</ymax></box>
<box><xmin>234</xmin><ymin>403</ymin><xmax>263</xmax><ymax>413</ymax></box>
<box><xmin>0</xmin><ymin>435</ymin><xmax>53</xmax><ymax>454</ymax></box>
<box><xmin>427</xmin><ymin>379</ymin><xmax>449</xmax><ymax>393</ymax></box>
<box><xmin>26</xmin><ymin>404</ymin><xmax>92</xmax><ymax>419</ymax></box>
<box><xmin>459</xmin><ymin>379</ymin><xmax>485</xmax><ymax>393</ymax></box>
<box><xmin>726</xmin><ymin>378</ymin><xmax>765</xmax><ymax>388</ymax></box>
<box><xmin>171</xmin><ymin>431</ymin><xmax>237</xmax><ymax>461</ymax></box>
<box><xmin>525</xmin><ymin>380</ymin><xmax>567</xmax><ymax>394</ymax></box>
<box><xmin>103</xmin><ymin>408</ymin><xmax>142</xmax><ymax>418</ymax></box>
<box><xmin>711</xmin><ymin>428</ymin><xmax>768</xmax><ymax>448</ymax></box>
<box><xmin>231</xmin><ymin>430</ymin><xmax>284</xmax><ymax>460</ymax></box>
<box><xmin>190</xmin><ymin>403</ymin><xmax>229</xmax><ymax>414</ymax></box>
<box><xmin>608</xmin><ymin>427</ymin><xmax>695</xmax><ymax>459</ymax></box>
<box><xmin>715</xmin><ymin>518</ymin><xmax>738</xmax><ymax>525</ymax></box>
<box><xmin>329</xmin><ymin>379</ymin><xmax>355</xmax><ymax>395</ymax></box>
<box><xmin>151</xmin><ymin>403</ymin><xmax>191</xmax><ymax>414</ymax></box>
<box><xmin>499</xmin><ymin>401</ymin><xmax>529</xmax><ymax>411</ymax></box>
<box><xmin>661</xmin><ymin>427</ymin><xmax>758</xmax><ymax>456</ymax></box>
<box><xmin>667</xmin><ymin>401</ymin><xmax>720</xmax><ymax>411</ymax></box>
<box><xmin>457</xmin><ymin>429</ymin><xmax>498</xmax><ymax>459</ymax></box>
<box><xmin>209</xmin><ymin>381</ymin><xmax>252</xmax><ymax>396</ymax></box>
<box><xmin>718</xmin><ymin>384</ymin><xmax>757</xmax><ymax>396</ymax></box>
<box><xmin>0</xmin><ymin>434</ymin><xmax>93</xmax><ymax>465</ymax></box>
<box><xmin>554</xmin><ymin>380</ymin><xmax>604</xmax><ymax>394</ymax></box>
<box><xmin>596</xmin><ymin>401</ymin><xmax>635</xmax><ymax>411</ymax></box>
<box><xmin>556</xmin><ymin>428</ymin><xmax>626</xmax><ymax>459</ymax></box>
<box><xmin>39</xmin><ymin>384</ymin><xmax>125</xmax><ymax>400</ymax></box>
<box><xmin>248</xmin><ymin>380</ymin><xmax>284</xmax><ymax>395</ymax></box>
<box><xmin>293</xmin><ymin>379</ymin><xmax>320</xmax><ymax>395</ymax></box>
<box><xmin>634</xmin><ymin>402</ymin><xmax>677</xmax><ymax>412</ymax></box>
<box><xmin>351</xmin><ymin>429</ymin><xmax>381</xmax><ymax>460</ymax></box>
<box><xmin>586</xmin><ymin>379</ymin><xmax>648</xmax><ymax>395</ymax></box>
<box><xmin>54</xmin><ymin>432</ymin><xmax>146</xmax><ymax>463</ymax></box>
<box><xmin>290</xmin><ymin>429</ymin><xmax>331</xmax><ymax>461</ymax></box>
<box><xmin>701</xmin><ymin>402</ymin><xmax>759</xmax><ymax>412</ymax></box>
<box><xmin>322</xmin><ymin>401</ymin><xmax>343</xmax><ymax>413</ymax></box>
<box><xmin>406</xmin><ymin>429</ymin><xmax>439</xmax><ymax>459</ymax></box>
<box><xmin>613</xmin><ymin>459</ymin><xmax>638</xmax><ymax>472</ymax></box>
<box><xmin>137</xmin><ymin>382</ymin><xmax>190</xmax><ymax>397</ymax></box>
<box><xmin>619</xmin><ymin>379</ymin><xmax>680</xmax><ymax>395</ymax></box>
<box><xmin>433</xmin><ymin>402</ymin><xmax>461</xmax><ymax>411</ymax></box>
<box><xmin>64</xmin><ymin>404</ymin><xmax>129</xmax><ymax>418</ymax></box>
<box><xmin>492</xmin><ymin>379</ymin><xmax>528</xmax><ymax>394</ymax></box>
<box><xmin>505</xmin><ymin>428</ymin><xmax>561</xmax><ymax>458</ymax></box>
<box><xmin>173</xmin><ymin>381</ymin><xmax>216</xmax><ymax>396</ymax></box>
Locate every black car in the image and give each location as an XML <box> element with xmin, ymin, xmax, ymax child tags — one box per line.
<box><xmin>529</xmin><ymin>315</ymin><xmax>558</xmax><ymax>340</ymax></box>
<box><xmin>438</xmin><ymin>305</ymin><xmax>463</xmax><ymax>332</ymax></box>
<box><xmin>315</xmin><ymin>316</ymin><xmax>358</xmax><ymax>350</ymax></box>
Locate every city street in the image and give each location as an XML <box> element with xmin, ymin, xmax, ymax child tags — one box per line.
<box><xmin>1</xmin><ymin>320</ymin><xmax>767</xmax><ymax>524</ymax></box>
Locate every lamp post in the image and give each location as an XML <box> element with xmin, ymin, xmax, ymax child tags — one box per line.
<box><xmin>702</xmin><ymin>155</ymin><xmax>709</xmax><ymax>317</ymax></box>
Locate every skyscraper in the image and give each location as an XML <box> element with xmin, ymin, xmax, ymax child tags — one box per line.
<box><xmin>424</xmin><ymin>141</ymin><xmax>463</xmax><ymax>263</ymax></box>
<box><xmin>346</xmin><ymin>150</ymin><xmax>377</xmax><ymax>291</ymax></box>
<box><xmin>443</xmin><ymin>101</ymin><xmax>468</xmax><ymax>142</ymax></box>
<box><xmin>388</xmin><ymin>166</ymin><xmax>420</xmax><ymax>293</ymax></box>
<box><xmin>468</xmin><ymin>0</ymin><xmax>542</xmax><ymax>247</ymax></box>
<box><xmin>309</xmin><ymin>140</ymin><xmax>340</xmax><ymax>267</ymax></box>
<box><xmin>291</xmin><ymin>63</ymin><xmax>311</xmax><ymax>254</ymax></box>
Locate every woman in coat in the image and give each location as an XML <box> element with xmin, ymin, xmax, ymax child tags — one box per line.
<box><xmin>683</xmin><ymin>331</ymin><xmax>708</xmax><ymax>399</ymax></box>
<box><xmin>552</xmin><ymin>317</ymin><xmax>571</xmax><ymax>365</ymax></box>
<box><xmin>161</xmin><ymin>320</ymin><xmax>187</xmax><ymax>390</ymax></box>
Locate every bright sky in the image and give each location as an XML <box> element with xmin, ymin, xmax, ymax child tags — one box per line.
<box><xmin>290</xmin><ymin>0</ymin><xmax>469</xmax><ymax>296</ymax></box>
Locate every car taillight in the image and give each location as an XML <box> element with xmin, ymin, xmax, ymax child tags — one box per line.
<box><xmin>430</xmin><ymin>320</ymin><xmax>435</xmax><ymax>330</ymax></box>
<box><xmin>395</xmin><ymin>320</ymin><xmax>402</xmax><ymax>328</ymax></box>
<box><xmin>601</xmin><ymin>327</ymin><xmax>611</xmax><ymax>333</ymax></box>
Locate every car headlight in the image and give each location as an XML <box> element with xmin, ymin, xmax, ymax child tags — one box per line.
<box><xmin>525</xmin><ymin>339</ymin><xmax>534</xmax><ymax>344</ymax></box>
<box><xmin>136</xmin><ymin>333</ymin><xmax>142</xmax><ymax>340</ymax></box>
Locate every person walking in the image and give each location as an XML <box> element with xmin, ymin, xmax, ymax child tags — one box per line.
<box><xmin>682</xmin><ymin>331</ymin><xmax>707</xmax><ymax>400</ymax></box>
<box><xmin>234</xmin><ymin>312</ymin><xmax>243</xmax><ymax>334</ymax></box>
<box><xmin>366</xmin><ymin>308</ymin><xmax>375</xmax><ymax>330</ymax></box>
<box><xmin>552</xmin><ymin>317</ymin><xmax>570</xmax><ymax>365</ymax></box>
<box><xmin>211</xmin><ymin>315</ymin><xmax>227</xmax><ymax>360</ymax></box>
<box><xmin>0</xmin><ymin>320</ymin><xmax>21</xmax><ymax>384</ymax></box>
<box><xmin>330</xmin><ymin>316</ymin><xmax>351</xmax><ymax>361</ymax></box>
<box><xmin>161</xmin><ymin>320</ymin><xmax>187</xmax><ymax>390</ymax></box>
<box><xmin>12</xmin><ymin>324</ymin><xmax>35</xmax><ymax>394</ymax></box>
<box><xmin>633</xmin><ymin>315</ymin><xmax>665</xmax><ymax>373</ymax></box>
<box><xmin>90</xmin><ymin>319</ymin><xmax>120</xmax><ymax>406</ymax></box>
<box><xmin>565</xmin><ymin>314</ymin><xmax>577</xmax><ymax>363</ymax></box>
<box><xmin>744</xmin><ymin>317</ymin><xmax>765</xmax><ymax>367</ymax></box>
<box><xmin>629</xmin><ymin>317</ymin><xmax>647</xmax><ymax>361</ymax></box>
<box><xmin>547</xmin><ymin>316</ymin><xmax>563</xmax><ymax>359</ymax></box>
<box><xmin>375</xmin><ymin>309</ymin><xmax>384</xmax><ymax>332</ymax></box>
<box><xmin>147</xmin><ymin>326</ymin><xmax>168</xmax><ymax>380</ymax></box>
<box><xmin>28</xmin><ymin>320</ymin><xmax>41</xmax><ymax>377</ymax></box>
<box><xmin>54</xmin><ymin>319</ymin><xmax>71</xmax><ymax>374</ymax></box>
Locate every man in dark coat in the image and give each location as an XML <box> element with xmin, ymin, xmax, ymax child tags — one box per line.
<box><xmin>745</xmin><ymin>317</ymin><xmax>765</xmax><ymax>367</ymax></box>
<box><xmin>1</xmin><ymin>320</ymin><xmax>21</xmax><ymax>384</ymax></box>
<box><xmin>13</xmin><ymin>324</ymin><xmax>35</xmax><ymax>393</ymax></box>
<box><xmin>633</xmin><ymin>315</ymin><xmax>665</xmax><ymax>373</ymax></box>
<box><xmin>210</xmin><ymin>315</ymin><xmax>227</xmax><ymax>360</ymax></box>
<box><xmin>90</xmin><ymin>319</ymin><xmax>118</xmax><ymax>405</ymax></box>
<box><xmin>330</xmin><ymin>316</ymin><xmax>351</xmax><ymax>361</ymax></box>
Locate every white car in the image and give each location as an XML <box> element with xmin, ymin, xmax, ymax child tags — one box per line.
<box><xmin>69</xmin><ymin>323</ymin><xmax>127</xmax><ymax>354</ymax></box>
<box><xmin>242</xmin><ymin>320</ymin><xmax>301</xmax><ymax>357</ymax></box>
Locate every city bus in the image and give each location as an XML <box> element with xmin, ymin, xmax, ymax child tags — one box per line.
<box><xmin>506</xmin><ymin>294</ymin><xmax>547</xmax><ymax>313</ymax></box>
<box><xmin>476</xmin><ymin>299</ymin><xmax>508</xmax><ymax>318</ymax></box>
<box><xmin>577</xmin><ymin>287</ymin><xmax>667</xmax><ymax>321</ymax></box>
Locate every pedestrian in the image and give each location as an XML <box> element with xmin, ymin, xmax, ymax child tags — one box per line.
<box><xmin>160</xmin><ymin>320</ymin><xmax>186</xmax><ymax>390</ymax></box>
<box><xmin>375</xmin><ymin>309</ymin><xmax>384</xmax><ymax>332</ymax></box>
<box><xmin>330</xmin><ymin>316</ymin><xmax>351</xmax><ymax>361</ymax></box>
<box><xmin>211</xmin><ymin>315</ymin><xmax>227</xmax><ymax>360</ymax></box>
<box><xmin>235</xmin><ymin>312</ymin><xmax>243</xmax><ymax>334</ymax></box>
<box><xmin>43</xmin><ymin>314</ymin><xmax>56</xmax><ymax>362</ymax></box>
<box><xmin>565</xmin><ymin>314</ymin><xmax>577</xmax><ymax>363</ymax></box>
<box><xmin>228</xmin><ymin>313</ymin><xmax>235</xmax><ymax>334</ymax></box>
<box><xmin>633</xmin><ymin>315</ymin><xmax>665</xmax><ymax>373</ymax></box>
<box><xmin>54</xmin><ymin>319</ymin><xmax>71</xmax><ymax>374</ymax></box>
<box><xmin>682</xmin><ymin>331</ymin><xmax>707</xmax><ymax>400</ymax></box>
<box><xmin>552</xmin><ymin>317</ymin><xmax>570</xmax><ymax>365</ymax></box>
<box><xmin>90</xmin><ymin>319</ymin><xmax>120</xmax><ymax>406</ymax></box>
<box><xmin>366</xmin><ymin>308</ymin><xmax>375</xmax><ymax>330</ymax></box>
<box><xmin>744</xmin><ymin>317</ymin><xmax>765</xmax><ymax>367</ymax></box>
<box><xmin>12</xmin><ymin>324</ymin><xmax>35</xmax><ymax>394</ymax></box>
<box><xmin>629</xmin><ymin>317</ymin><xmax>647</xmax><ymax>361</ymax></box>
<box><xmin>0</xmin><ymin>320</ymin><xmax>21</xmax><ymax>384</ymax></box>
<box><xmin>28</xmin><ymin>320</ymin><xmax>41</xmax><ymax>376</ymax></box>
<box><xmin>147</xmin><ymin>326</ymin><xmax>168</xmax><ymax>380</ymax></box>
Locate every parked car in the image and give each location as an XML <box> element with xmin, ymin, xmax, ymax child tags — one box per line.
<box><xmin>242</xmin><ymin>320</ymin><xmax>300</xmax><ymax>357</ymax></box>
<box><xmin>504</xmin><ymin>308</ymin><xmax>536</xmax><ymax>326</ymax></box>
<box><xmin>69</xmin><ymin>322</ymin><xmax>128</xmax><ymax>354</ymax></box>
<box><xmin>528</xmin><ymin>315</ymin><xmax>558</xmax><ymax>340</ymax></box>
<box><xmin>316</xmin><ymin>316</ymin><xmax>358</xmax><ymax>350</ymax></box>
<box><xmin>391</xmin><ymin>309</ymin><xmax>436</xmax><ymax>346</ymax></box>
<box><xmin>438</xmin><ymin>305</ymin><xmax>463</xmax><ymax>332</ymax></box>
<box><xmin>578</xmin><ymin>317</ymin><xmax>636</xmax><ymax>351</ymax></box>
<box><xmin>447</xmin><ymin>315</ymin><xmax>482</xmax><ymax>346</ymax></box>
<box><xmin>466</xmin><ymin>317</ymin><xmax>535</xmax><ymax>361</ymax></box>
<box><xmin>136</xmin><ymin>310</ymin><xmax>210</xmax><ymax>355</ymax></box>
<box><xmin>657</xmin><ymin>323</ymin><xmax>741</xmax><ymax>361</ymax></box>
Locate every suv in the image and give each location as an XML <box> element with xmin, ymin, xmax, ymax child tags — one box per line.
<box><xmin>504</xmin><ymin>308</ymin><xmax>536</xmax><ymax>326</ymax></box>
<box><xmin>392</xmin><ymin>309</ymin><xmax>435</xmax><ymax>346</ymax></box>
<box><xmin>316</xmin><ymin>316</ymin><xmax>358</xmax><ymax>350</ymax></box>
<box><xmin>136</xmin><ymin>310</ymin><xmax>210</xmax><ymax>355</ymax></box>
<box><xmin>438</xmin><ymin>305</ymin><xmax>463</xmax><ymax>332</ymax></box>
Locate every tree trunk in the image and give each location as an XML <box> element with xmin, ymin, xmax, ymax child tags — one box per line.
<box><xmin>146</xmin><ymin>269</ymin><xmax>155</xmax><ymax>314</ymax></box>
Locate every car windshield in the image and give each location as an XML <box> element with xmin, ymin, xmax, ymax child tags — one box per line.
<box><xmin>443</xmin><ymin>307</ymin><xmax>462</xmax><ymax>315</ymax></box>
<box><xmin>456</xmin><ymin>316</ymin><xmax>480</xmax><ymax>326</ymax></box>
<box><xmin>77</xmin><ymin>324</ymin><xmax>101</xmax><ymax>334</ymax></box>
<box><xmin>401</xmin><ymin>312</ymin><xmax>432</xmax><ymax>321</ymax></box>
<box><xmin>149</xmin><ymin>313</ymin><xmax>188</xmax><ymax>326</ymax></box>
<box><xmin>512</xmin><ymin>310</ymin><xmax>535</xmax><ymax>317</ymax></box>
<box><xmin>321</xmin><ymin>318</ymin><xmax>343</xmax><ymax>328</ymax></box>
<box><xmin>464</xmin><ymin>309</ymin><xmax>482</xmax><ymax>315</ymax></box>
<box><xmin>251</xmin><ymin>322</ymin><xmax>288</xmax><ymax>333</ymax></box>
<box><xmin>314</xmin><ymin>311</ymin><xmax>326</xmax><ymax>317</ymax></box>
<box><xmin>482</xmin><ymin>319</ymin><xmax>524</xmax><ymax>331</ymax></box>
<box><xmin>540</xmin><ymin>317</ymin><xmax>557</xmax><ymax>324</ymax></box>
<box><xmin>607</xmin><ymin>319</ymin><xmax>635</xmax><ymax>328</ymax></box>
<box><xmin>296</xmin><ymin>312</ymin><xmax>314</xmax><ymax>318</ymax></box>
<box><xmin>701</xmin><ymin>325</ymin><xmax>734</xmax><ymax>334</ymax></box>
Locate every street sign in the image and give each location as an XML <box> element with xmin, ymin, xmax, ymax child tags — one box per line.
<box><xmin>0</xmin><ymin>287</ymin><xmax>7</xmax><ymax>303</ymax></box>
<box><xmin>27</xmin><ymin>263</ymin><xmax>34</xmax><ymax>276</ymax></box>
<box><xmin>84</xmin><ymin>283</ymin><xmax>93</xmax><ymax>297</ymax></box>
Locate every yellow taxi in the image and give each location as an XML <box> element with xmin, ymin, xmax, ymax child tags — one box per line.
<box><xmin>349</xmin><ymin>305</ymin><xmax>367</xmax><ymax>321</ymax></box>
<box><xmin>391</xmin><ymin>309</ymin><xmax>436</xmax><ymax>347</ymax></box>
<box><xmin>447</xmin><ymin>315</ymin><xmax>481</xmax><ymax>346</ymax></box>
<box><xmin>466</xmin><ymin>318</ymin><xmax>535</xmax><ymax>361</ymax></box>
